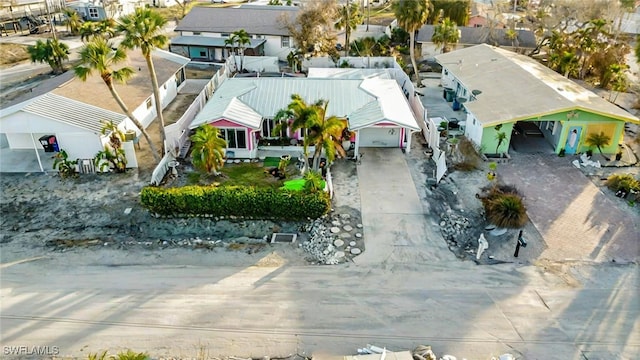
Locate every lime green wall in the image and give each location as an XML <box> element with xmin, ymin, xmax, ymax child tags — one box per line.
<box><xmin>481</xmin><ymin>123</ymin><xmax>514</xmax><ymax>154</ymax></box>
<box><xmin>485</xmin><ymin>109</ymin><xmax>626</xmax><ymax>155</ymax></box>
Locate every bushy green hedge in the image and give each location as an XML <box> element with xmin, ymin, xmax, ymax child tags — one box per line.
<box><xmin>140</xmin><ymin>185</ymin><xmax>331</xmax><ymax>220</ymax></box>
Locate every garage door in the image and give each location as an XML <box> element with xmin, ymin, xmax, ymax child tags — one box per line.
<box><xmin>359</xmin><ymin>127</ymin><xmax>400</xmax><ymax>147</ymax></box>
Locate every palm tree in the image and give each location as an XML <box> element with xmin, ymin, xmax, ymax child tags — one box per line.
<box><xmin>392</xmin><ymin>0</ymin><xmax>430</xmax><ymax>82</ymax></box>
<box><xmin>63</xmin><ymin>8</ymin><xmax>82</xmax><ymax>36</ymax></box>
<box><xmin>505</xmin><ymin>28</ymin><xmax>519</xmax><ymax>49</ymax></box>
<box><xmin>274</xmin><ymin>94</ymin><xmax>348</xmax><ymax>171</ymax></box>
<box><xmin>306</xmin><ymin>100</ymin><xmax>348</xmax><ymax>170</ymax></box>
<box><xmin>190</xmin><ymin>125</ymin><xmax>227</xmax><ymax>175</ymax></box>
<box><xmin>607</xmin><ymin>63</ymin><xmax>629</xmax><ymax>102</ymax></box>
<box><xmin>585</xmin><ymin>131</ymin><xmax>612</xmax><ymax>160</ymax></box>
<box><xmin>335</xmin><ymin>1</ymin><xmax>363</xmax><ymax>56</ymax></box>
<box><xmin>80</xmin><ymin>19</ymin><xmax>116</xmax><ymax>42</ymax></box>
<box><xmin>431</xmin><ymin>17</ymin><xmax>460</xmax><ymax>53</ymax></box>
<box><xmin>75</xmin><ymin>37</ymin><xmax>161</xmax><ymax>162</ymax></box>
<box><xmin>27</xmin><ymin>38</ymin><xmax>69</xmax><ymax>75</ymax></box>
<box><xmin>224</xmin><ymin>35</ymin><xmax>238</xmax><ymax>71</ymax></box>
<box><xmin>350</xmin><ymin>36</ymin><xmax>378</xmax><ymax>56</ymax></box>
<box><xmin>231</xmin><ymin>29</ymin><xmax>251</xmax><ymax>72</ymax></box>
<box><xmin>118</xmin><ymin>8</ymin><xmax>169</xmax><ymax>157</ymax></box>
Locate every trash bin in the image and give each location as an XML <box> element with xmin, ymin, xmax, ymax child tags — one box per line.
<box><xmin>38</xmin><ymin>135</ymin><xmax>58</xmax><ymax>152</ymax></box>
<box><xmin>444</xmin><ymin>89</ymin><xmax>455</xmax><ymax>102</ymax></box>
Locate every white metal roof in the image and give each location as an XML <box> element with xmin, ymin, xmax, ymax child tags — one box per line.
<box><xmin>190</xmin><ymin>77</ymin><xmax>420</xmax><ymax>131</ymax></box>
<box><xmin>21</xmin><ymin>93</ymin><xmax>126</xmax><ymax>133</ymax></box>
<box><xmin>435</xmin><ymin>44</ymin><xmax>639</xmax><ymax>126</ymax></box>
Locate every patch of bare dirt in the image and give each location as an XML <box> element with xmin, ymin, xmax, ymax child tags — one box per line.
<box><xmin>0</xmin><ymin>43</ymin><xmax>30</xmax><ymax>67</ymax></box>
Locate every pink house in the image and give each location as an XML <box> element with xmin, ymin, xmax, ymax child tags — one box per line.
<box><xmin>189</xmin><ymin>76</ymin><xmax>420</xmax><ymax>158</ymax></box>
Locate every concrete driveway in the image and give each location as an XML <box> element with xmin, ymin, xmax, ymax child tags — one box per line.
<box><xmin>354</xmin><ymin>147</ymin><xmax>455</xmax><ymax>266</ymax></box>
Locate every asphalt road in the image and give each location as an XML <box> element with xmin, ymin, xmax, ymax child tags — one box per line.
<box><xmin>1</xmin><ymin>258</ymin><xmax>638</xmax><ymax>359</ymax></box>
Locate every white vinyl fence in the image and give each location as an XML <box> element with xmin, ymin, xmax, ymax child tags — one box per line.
<box><xmin>151</xmin><ymin>67</ymin><xmax>229</xmax><ymax>185</ymax></box>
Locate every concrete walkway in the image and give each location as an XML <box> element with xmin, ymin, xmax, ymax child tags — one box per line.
<box><xmin>354</xmin><ymin>148</ymin><xmax>455</xmax><ymax>266</ymax></box>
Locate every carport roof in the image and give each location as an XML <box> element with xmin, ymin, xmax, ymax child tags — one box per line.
<box><xmin>190</xmin><ymin>77</ymin><xmax>420</xmax><ymax>131</ymax></box>
<box><xmin>435</xmin><ymin>44</ymin><xmax>640</xmax><ymax>126</ymax></box>
<box><xmin>23</xmin><ymin>93</ymin><xmax>126</xmax><ymax>133</ymax></box>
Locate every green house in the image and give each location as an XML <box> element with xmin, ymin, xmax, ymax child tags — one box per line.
<box><xmin>435</xmin><ymin>44</ymin><xmax>639</xmax><ymax>156</ymax></box>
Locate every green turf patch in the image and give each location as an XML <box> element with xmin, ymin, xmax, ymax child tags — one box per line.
<box><xmin>263</xmin><ymin>157</ymin><xmax>281</xmax><ymax>168</ymax></box>
<box><xmin>282</xmin><ymin>178</ymin><xmax>326</xmax><ymax>191</ymax></box>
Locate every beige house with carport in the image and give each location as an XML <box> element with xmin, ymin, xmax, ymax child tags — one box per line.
<box><xmin>434</xmin><ymin>44</ymin><xmax>639</xmax><ymax>157</ymax></box>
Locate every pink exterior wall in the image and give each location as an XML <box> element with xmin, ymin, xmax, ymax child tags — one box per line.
<box><xmin>209</xmin><ymin>118</ymin><xmax>255</xmax><ymax>151</ymax></box>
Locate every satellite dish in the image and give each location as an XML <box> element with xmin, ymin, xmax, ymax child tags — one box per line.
<box><xmin>472</xmin><ymin>89</ymin><xmax>482</xmax><ymax>96</ymax></box>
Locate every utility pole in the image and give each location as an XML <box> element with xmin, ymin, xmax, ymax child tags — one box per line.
<box><xmin>366</xmin><ymin>0</ymin><xmax>370</xmax><ymax>32</ymax></box>
<box><xmin>346</xmin><ymin>0</ymin><xmax>350</xmax><ymax>56</ymax></box>
<box><xmin>43</xmin><ymin>0</ymin><xmax>57</xmax><ymax>40</ymax></box>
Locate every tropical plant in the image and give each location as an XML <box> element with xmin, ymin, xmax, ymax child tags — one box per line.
<box><xmin>431</xmin><ymin>15</ymin><xmax>460</xmax><ymax>53</ymax></box>
<box><xmin>585</xmin><ymin>131</ymin><xmax>611</xmax><ymax>160</ymax></box>
<box><xmin>392</xmin><ymin>0</ymin><xmax>431</xmax><ymax>82</ymax></box>
<box><xmin>495</xmin><ymin>131</ymin><xmax>507</xmax><ymax>154</ymax></box>
<box><xmin>52</xmin><ymin>149</ymin><xmax>78</xmax><ymax>178</ymax></box>
<box><xmin>118</xmin><ymin>8</ymin><xmax>169</xmax><ymax>157</ymax></box>
<box><xmin>228</xmin><ymin>29</ymin><xmax>251</xmax><ymax>72</ymax></box>
<box><xmin>478</xmin><ymin>185</ymin><xmax>528</xmax><ymax>229</ymax></box>
<box><xmin>80</xmin><ymin>19</ymin><xmax>117</xmax><ymax>42</ymax></box>
<box><xmin>278</xmin><ymin>155</ymin><xmax>291</xmax><ymax>179</ymax></box>
<box><xmin>427</xmin><ymin>0</ymin><xmax>469</xmax><ymax>25</ymax></box>
<box><xmin>505</xmin><ymin>27</ymin><xmax>519</xmax><ymax>49</ymax></box>
<box><xmin>274</xmin><ymin>94</ymin><xmax>348</xmax><ymax>171</ymax></box>
<box><xmin>111</xmin><ymin>350</ymin><xmax>150</xmax><ymax>360</ymax></box>
<box><xmin>605</xmin><ymin>173</ymin><xmax>640</xmax><ymax>193</ymax></box>
<box><xmin>190</xmin><ymin>125</ymin><xmax>227</xmax><ymax>175</ymax></box>
<box><xmin>350</xmin><ymin>36</ymin><xmax>378</xmax><ymax>56</ymax></box>
<box><xmin>27</xmin><ymin>38</ymin><xmax>69</xmax><ymax>75</ymax></box>
<box><xmin>303</xmin><ymin>170</ymin><xmax>324</xmax><ymax>193</ymax></box>
<box><xmin>94</xmin><ymin>120</ymin><xmax>127</xmax><ymax>173</ymax></box>
<box><xmin>286</xmin><ymin>50</ymin><xmax>302</xmax><ymax>72</ymax></box>
<box><xmin>87</xmin><ymin>350</ymin><xmax>109</xmax><ymax>360</ymax></box>
<box><xmin>335</xmin><ymin>1</ymin><xmax>363</xmax><ymax>56</ymax></box>
<box><xmin>63</xmin><ymin>8</ymin><xmax>82</xmax><ymax>35</ymax></box>
<box><xmin>74</xmin><ymin>37</ymin><xmax>161</xmax><ymax>162</ymax></box>
<box><xmin>606</xmin><ymin>63</ymin><xmax>629</xmax><ymax>102</ymax></box>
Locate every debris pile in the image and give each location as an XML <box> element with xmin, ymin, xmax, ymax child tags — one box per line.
<box><xmin>300</xmin><ymin>212</ymin><xmax>364</xmax><ymax>265</ymax></box>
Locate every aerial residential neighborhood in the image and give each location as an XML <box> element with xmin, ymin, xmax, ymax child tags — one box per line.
<box><xmin>0</xmin><ymin>1</ymin><xmax>639</xmax><ymax>359</ymax></box>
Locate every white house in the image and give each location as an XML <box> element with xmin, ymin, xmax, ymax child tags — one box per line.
<box><xmin>0</xmin><ymin>50</ymin><xmax>190</xmax><ymax>173</ymax></box>
<box><xmin>171</xmin><ymin>5</ymin><xmax>298</xmax><ymax>62</ymax></box>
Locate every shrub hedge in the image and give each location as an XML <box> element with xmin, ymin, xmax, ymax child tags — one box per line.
<box><xmin>140</xmin><ymin>185</ymin><xmax>331</xmax><ymax>220</ymax></box>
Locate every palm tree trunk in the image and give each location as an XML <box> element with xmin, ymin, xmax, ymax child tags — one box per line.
<box><xmin>144</xmin><ymin>53</ymin><xmax>167</xmax><ymax>156</ymax></box>
<box><xmin>106</xmin><ymin>80</ymin><xmax>161</xmax><ymax>162</ymax></box>
<box><xmin>409</xmin><ymin>29</ymin><xmax>419</xmax><ymax>83</ymax></box>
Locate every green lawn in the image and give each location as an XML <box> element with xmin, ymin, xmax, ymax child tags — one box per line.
<box><xmin>186</xmin><ymin>161</ymin><xmax>302</xmax><ymax>188</ymax></box>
